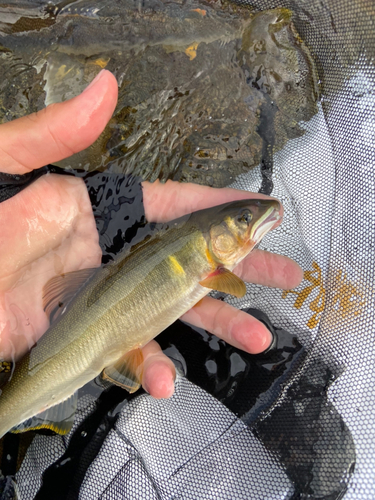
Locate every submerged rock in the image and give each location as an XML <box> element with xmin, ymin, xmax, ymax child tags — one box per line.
<box><xmin>0</xmin><ymin>0</ymin><xmax>318</xmax><ymax>187</ymax></box>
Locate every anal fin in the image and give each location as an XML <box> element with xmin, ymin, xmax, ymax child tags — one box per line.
<box><xmin>11</xmin><ymin>392</ymin><xmax>78</xmax><ymax>435</ymax></box>
<box><xmin>101</xmin><ymin>348</ymin><xmax>144</xmax><ymax>394</ymax></box>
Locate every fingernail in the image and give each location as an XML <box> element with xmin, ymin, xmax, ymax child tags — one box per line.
<box><xmin>143</xmin><ymin>381</ymin><xmax>150</xmax><ymax>394</ymax></box>
<box><xmin>82</xmin><ymin>69</ymin><xmax>106</xmax><ymax>93</ymax></box>
<box><xmin>257</xmin><ymin>328</ymin><xmax>273</xmax><ymax>352</ymax></box>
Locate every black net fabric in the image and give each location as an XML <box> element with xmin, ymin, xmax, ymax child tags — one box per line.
<box><xmin>0</xmin><ymin>0</ymin><xmax>374</xmax><ymax>498</ymax></box>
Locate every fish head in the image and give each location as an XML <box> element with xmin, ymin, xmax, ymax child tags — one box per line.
<box><xmin>204</xmin><ymin>199</ymin><xmax>281</xmax><ymax>268</ymax></box>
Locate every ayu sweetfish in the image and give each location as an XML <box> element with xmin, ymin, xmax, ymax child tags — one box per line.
<box><xmin>0</xmin><ymin>198</ymin><xmax>280</xmax><ymax>438</ymax></box>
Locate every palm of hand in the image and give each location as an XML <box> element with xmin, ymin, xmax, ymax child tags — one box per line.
<box><xmin>0</xmin><ymin>175</ymin><xmax>101</xmax><ymax>360</ymax></box>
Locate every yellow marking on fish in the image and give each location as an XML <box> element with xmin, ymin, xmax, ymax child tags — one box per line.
<box><xmin>205</xmin><ymin>247</ymin><xmax>219</xmax><ymax>271</ymax></box>
<box><xmin>185</xmin><ymin>42</ymin><xmax>199</xmax><ymax>61</ymax></box>
<box><xmin>168</xmin><ymin>256</ymin><xmax>185</xmax><ymax>276</ymax></box>
<box><xmin>191</xmin><ymin>8</ymin><xmax>206</xmax><ymax>16</ymax></box>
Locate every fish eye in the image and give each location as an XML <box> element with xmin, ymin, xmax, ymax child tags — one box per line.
<box><xmin>237</xmin><ymin>209</ymin><xmax>253</xmax><ymax>225</ymax></box>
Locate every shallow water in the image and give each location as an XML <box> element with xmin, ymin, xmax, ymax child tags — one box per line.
<box><xmin>0</xmin><ymin>0</ymin><xmax>318</xmax><ymax>187</ymax></box>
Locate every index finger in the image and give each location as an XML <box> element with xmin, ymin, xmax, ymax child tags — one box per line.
<box><xmin>234</xmin><ymin>249</ymin><xmax>303</xmax><ymax>290</ymax></box>
<box><xmin>142</xmin><ymin>179</ymin><xmax>283</xmax><ymax>223</ymax></box>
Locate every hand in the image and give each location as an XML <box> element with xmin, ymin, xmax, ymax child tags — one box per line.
<box><xmin>0</xmin><ymin>70</ymin><xmax>302</xmax><ymax>398</ymax></box>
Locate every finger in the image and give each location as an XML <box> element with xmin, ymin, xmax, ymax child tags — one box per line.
<box><xmin>142</xmin><ymin>180</ymin><xmax>283</xmax><ymax>223</ymax></box>
<box><xmin>181</xmin><ymin>297</ymin><xmax>273</xmax><ymax>354</ymax></box>
<box><xmin>141</xmin><ymin>340</ymin><xmax>176</xmax><ymax>399</ymax></box>
<box><xmin>234</xmin><ymin>249</ymin><xmax>304</xmax><ymax>290</ymax></box>
<box><xmin>0</xmin><ymin>69</ymin><xmax>118</xmax><ymax>173</ymax></box>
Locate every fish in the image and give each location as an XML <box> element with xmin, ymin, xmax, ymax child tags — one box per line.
<box><xmin>0</xmin><ymin>0</ymin><xmax>318</xmax><ymax>187</ymax></box>
<box><xmin>0</xmin><ymin>198</ymin><xmax>280</xmax><ymax>438</ymax></box>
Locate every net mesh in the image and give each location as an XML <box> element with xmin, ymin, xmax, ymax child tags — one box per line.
<box><xmin>0</xmin><ymin>0</ymin><xmax>374</xmax><ymax>498</ymax></box>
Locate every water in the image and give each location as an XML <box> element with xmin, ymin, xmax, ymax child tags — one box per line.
<box><xmin>0</xmin><ymin>0</ymin><xmax>318</xmax><ymax>187</ymax></box>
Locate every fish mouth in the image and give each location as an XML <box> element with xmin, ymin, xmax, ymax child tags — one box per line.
<box><xmin>249</xmin><ymin>202</ymin><xmax>281</xmax><ymax>244</ymax></box>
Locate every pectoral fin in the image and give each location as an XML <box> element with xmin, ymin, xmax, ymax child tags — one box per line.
<box><xmin>102</xmin><ymin>348</ymin><xmax>144</xmax><ymax>394</ymax></box>
<box><xmin>11</xmin><ymin>392</ymin><xmax>78</xmax><ymax>435</ymax></box>
<box><xmin>43</xmin><ymin>268</ymin><xmax>97</xmax><ymax>323</ymax></box>
<box><xmin>199</xmin><ymin>268</ymin><xmax>247</xmax><ymax>298</ymax></box>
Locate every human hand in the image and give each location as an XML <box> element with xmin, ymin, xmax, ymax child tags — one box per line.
<box><xmin>0</xmin><ymin>70</ymin><xmax>302</xmax><ymax>398</ymax></box>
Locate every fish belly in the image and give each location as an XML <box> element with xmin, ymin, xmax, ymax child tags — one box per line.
<box><xmin>0</xmin><ymin>277</ymin><xmax>209</xmax><ymax>438</ymax></box>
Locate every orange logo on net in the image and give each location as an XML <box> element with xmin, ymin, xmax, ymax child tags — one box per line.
<box><xmin>282</xmin><ymin>262</ymin><xmax>365</xmax><ymax>328</ymax></box>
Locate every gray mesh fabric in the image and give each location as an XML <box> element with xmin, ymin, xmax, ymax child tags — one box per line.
<box><xmin>16</xmin><ymin>378</ymin><xmax>294</xmax><ymax>499</ymax></box>
<box><xmin>233</xmin><ymin>1</ymin><xmax>375</xmax><ymax>495</ymax></box>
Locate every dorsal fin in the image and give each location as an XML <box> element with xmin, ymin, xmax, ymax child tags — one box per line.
<box><xmin>42</xmin><ymin>268</ymin><xmax>97</xmax><ymax>323</ymax></box>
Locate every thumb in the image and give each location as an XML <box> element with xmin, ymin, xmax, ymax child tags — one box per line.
<box><xmin>0</xmin><ymin>69</ymin><xmax>118</xmax><ymax>174</ymax></box>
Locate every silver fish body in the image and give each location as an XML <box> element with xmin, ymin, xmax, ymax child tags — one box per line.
<box><xmin>0</xmin><ymin>198</ymin><xmax>280</xmax><ymax>437</ymax></box>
